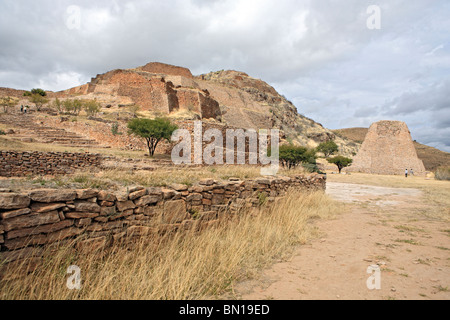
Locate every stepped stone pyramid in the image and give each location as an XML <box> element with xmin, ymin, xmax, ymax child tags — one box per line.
<box><xmin>348</xmin><ymin>121</ymin><xmax>426</xmax><ymax>175</ymax></box>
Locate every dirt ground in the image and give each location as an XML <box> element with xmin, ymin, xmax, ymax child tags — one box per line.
<box><xmin>232</xmin><ymin>180</ymin><xmax>450</xmax><ymax>300</ymax></box>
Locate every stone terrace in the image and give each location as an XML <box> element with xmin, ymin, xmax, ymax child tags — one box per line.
<box><xmin>0</xmin><ymin>112</ymin><xmax>104</xmax><ymax>148</ymax></box>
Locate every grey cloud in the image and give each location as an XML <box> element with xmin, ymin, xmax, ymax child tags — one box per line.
<box><xmin>0</xmin><ymin>0</ymin><xmax>449</xmax><ymax>151</ymax></box>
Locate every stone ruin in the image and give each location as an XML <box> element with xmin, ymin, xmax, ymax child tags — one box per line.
<box><xmin>347</xmin><ymin>120</ymin><xmax>426</xmax><ymax>175</ymax></box>
<box><xmin>59</xmin><ymin>62</ymin><xmax>222</xmax><ymax>120</ymax></box>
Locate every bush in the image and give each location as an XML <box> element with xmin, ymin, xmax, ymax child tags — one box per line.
<box><xmin>83</xmin><ymin>99</ymin><xmax>101</xmax><ymax>116</ymax></box>
<box><xmin>0</xmin><ymin>129</ymin><xmax>6</xmax><ymax>135</ymax></box>
<box><xmin>111</xmin><ymin>122</ymin><xmax>121</xmax><ymax>136</ymax></box>
<box><xmin>435</xmin><ymin>166</ymin><xmax>450</xmax><ymax>181</ymax></box>
<box><xmin>24</xmin><ymin>88</ymin><xmax>46</xmax><ymax>97</ymax></box>
<box><xmin>62</xmin><ymin>99</ymin><xmax>83</xmax><ymax>115</ymax></box>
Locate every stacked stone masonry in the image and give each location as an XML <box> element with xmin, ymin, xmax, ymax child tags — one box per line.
<box><xmin>0</xmin><ymin>151</ymin><xmax>102</xmax><ymax>177</ymax></box>
<box><xmin>347</xmin><ymin>121</ymin><xmax>426</xmax><ymax>175</ymax></box>
<box><xmin>0</xmin><ymin>174</ymin><xmax>326</xmax><ymax>265</ymax></box>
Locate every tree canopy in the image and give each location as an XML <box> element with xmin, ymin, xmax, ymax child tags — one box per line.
<box><xmin>24</xmin><ymin>88</ymin><xmax>47</xmax><ymax>97</ymax></box>
<box><xmin>127</xmin><ymin>118</ymin><xmax>178</xmax><ymax>157</ymax></box>
<box><xmin>278</xmin><ymin>145</ymin><xmax>317</xmax><ymax>171</ymax></box>
<box><xmin>317</xmin><ymin>140</ymin><xmax>339</xmax><ymax>157</ymax></box>
<box><xmin>327</xmin><ymin>156</ymin><xmax>353</xmax><ymax>173</ymax></box>
<box><xmin>0</xmin><ymin>96</ymin><xmax>18</xmax><ymax>113</ymax></box>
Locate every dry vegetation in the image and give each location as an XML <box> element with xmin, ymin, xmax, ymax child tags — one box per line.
<box><xmin>0</xmin><ymin>190</ymin><xmax>343</xmax><ymax>300</ymax></box>
<box><xmin>327</xmin><ymin>173</ymin><xmax>450</xmax><ymax>222</ymax></box>
<box><xmin>0</xmin><ymin>164</ymin><xmax>310</xmax><ymax>192</ymax></box>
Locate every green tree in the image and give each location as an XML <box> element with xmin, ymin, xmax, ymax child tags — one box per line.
<box><xmin>0</xmin><ymin>96</ymin><xmax>18</xmax><ymax>113</ymax></box>
<box><xmin>52</xmin><ymin>98</ymin><xmax>63</xmax><ymax>114</ymax></box>
<box><xmin>278</xmin><ymin>145</ymin><xmax>317</xmax><ymax>170</ymax></box>
<box><xmin>62</xmin><ymin>99</ymin><xmax>83</xmax><ymax>115</ymax></box>
<box><xmin>127</xmin><ymin>118</ymin><xmax>178</xmax><ymax>157</ymax></box>
<box><xmin>24</xmin><ymin>88</ymin><xmax>47</xmax><ymax>97</ymax></box>
<box><xmin>29</xmin><ymin>94</ymin><xmax>49</xmax><ymax>111</ymax></box>
<box><xmin>327</xmin><ymin>156</ymin><xmax>353</xmax><ymax>173</ymax></box>
<box><xmin>317</xmin><ymin>140</ymin><xmax>339</xmax><ymax>157</ymax></box>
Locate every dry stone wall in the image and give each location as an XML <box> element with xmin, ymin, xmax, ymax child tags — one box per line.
<box><xmin>0</xmin><ymin>174</ymin><xmax>326</xmax><ymax>266</ymax></box>
<box><xmin>0</xmin><ymin>151</ymin><xmax>102</xmax><ymax>177</ymax></box>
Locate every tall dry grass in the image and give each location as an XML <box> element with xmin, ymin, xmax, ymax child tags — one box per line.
<box><xmin>435</xmin><ymin>166</ymin><xmax>450</xmax><ymax>181</ymax></box>
<box><xmin>0</xmin><ymin>190</ymin><xmax>342</xmax><ymax>300</ymax></box>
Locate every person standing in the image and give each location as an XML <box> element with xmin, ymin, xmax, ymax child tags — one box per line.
<box><xmin>411</xmin><ymin>169</ymin><xmax>414</xmax><ymax>176</ymax></box>
<box><xmin>405</xmin><ymin>169</ymin><xmax>408</xmax><ymax>178</ymax></box>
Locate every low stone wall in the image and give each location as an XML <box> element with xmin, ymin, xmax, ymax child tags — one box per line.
<box><xmin>0</xmin><ymin>174</ymin><xmax>326</xmax><ymax>266</ymax></box>
<box><xmin>0</xmin><ymin>151</ymin><xmax>103</xmax><ymax>177</ymax></box>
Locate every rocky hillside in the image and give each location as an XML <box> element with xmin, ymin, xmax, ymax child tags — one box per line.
<box><xmin>1</xmin><ymin>62</ymin><xmax>358</xmax><ymax>156</ymax></box>
<box><xmin>333</xmin><ymin>127</ymin><xmax>450</xmax><ymax>171</ymax></box>
<box><xmin>195</xmin><ymin>70</ymin><xmax>358</xmax><ymax>156</ymax></box>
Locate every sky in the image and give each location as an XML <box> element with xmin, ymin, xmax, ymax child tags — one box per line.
<box><xmin>1</xmin><ymin>0</ymin><xmax>449</xmax><ymax>151</ymax></box>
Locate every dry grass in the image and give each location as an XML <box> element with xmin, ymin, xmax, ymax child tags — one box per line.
<box><xmin>91</xmin><ymin>166</ymin><xmax>308</xmax><ymax>187</ymax></box>
<box><xmin>435</xmin><ymin>166</ymin><xmax>450</xmax><ymax>181</ymax></box>
<box><xmin>2</xmin><ymin>165</ymin><xmax>310</xmax><ymax>191</ymax></box>
<box><xmin>0</xmin><ymin>135</ymin><xmax>152</xmax><ymax>160</ymax></box>
<box><xmin>0</xmin><ymin>190</ymin><xmax>342</xmax><ymax>300</ymax></box>
<box><xmin>327</xmin><ymin>172</ymin><xmax>450</xmax><ymax>221</ymax></box>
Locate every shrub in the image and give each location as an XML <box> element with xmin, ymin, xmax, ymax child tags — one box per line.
<box><xmin>435</xmin><ymin>166</ymin><xmax>450</xmax><ymax>181</ymax></box>
<box><xmin>62</xmin><ymin>99</ymin><xmax>83</xmax><ymax>115</ymax></box>
<box><xmin>0</xmin><ymin>96</ymin><xmax>18</xmax><ymax>113</ymax></box>
<box><xmin>111</xmin><ymin>122</ymin><xmax>121</xmax><ymax>136</ymax></box>
<box><xmin>52</xmin><ymin>98</ymin><xmax>63</xmax><ymax>114</ymax></box>
<box><xmin>83</xmin><ymin>99</ymin><xmax>101</xmax><ymax>116</ymax></box>
<box><xmin>0</xmin><ymin>129</ymin><xmax>6</xmax><ymax>135</ymax></box>
<box><xmin>24</xmin><ymin>88</ymin><xmax>46</xmax><ymax>97</ymax></box>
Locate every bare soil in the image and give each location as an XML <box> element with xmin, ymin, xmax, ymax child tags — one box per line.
<box><xmin>232</xmin><ymin>182</ymin><xmax>450</xmax><ymax>300</ymax></box>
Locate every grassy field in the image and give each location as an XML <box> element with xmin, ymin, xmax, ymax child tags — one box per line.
<box><xmin>327</xmin><ymin>172</ymin><xmax>450</xmax><ymax>221</ymax></box>
<box><xmin>0</xmin><ymin>190</ymin><xmax>343</xmax><ymax>300</ymax></box>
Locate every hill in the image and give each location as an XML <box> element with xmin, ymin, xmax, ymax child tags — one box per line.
<box><xmin>333</xmin><ymin>127</ymin><xmax>450</xmax><ymax>171</ymax></box>
<box><xmin>0</xmin><ymin>62</ymin><xmax>359</xmax><ymax>156</ymax></box>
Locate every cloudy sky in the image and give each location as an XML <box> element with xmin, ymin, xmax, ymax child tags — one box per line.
<box><xmin>1</xmin><ymin>0</ymin><xmax>449</xmax><ymax>151</ymax></box>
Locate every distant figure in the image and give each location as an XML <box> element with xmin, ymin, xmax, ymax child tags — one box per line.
<box><xmin>20</xmin><ymin>105</ymin><xmax>23</xmax><ymax>113</ymax></box>
<box><xmin>405</xmin><ymin>169</ymin><xmax>408</xmax><ymax>178</ymax></box>
<box><xmin>24</xmin><ymin>106</ymin><xmax>28</xmax><ymax>114</ymax></box>
<box><xmin>411</xmin><ymin>168</ymin><xmax>414</xmax><ymax>176</ymax></box>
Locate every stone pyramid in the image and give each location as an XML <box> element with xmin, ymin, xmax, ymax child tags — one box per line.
<box><xmin>348</xmin><ymin>121</ymin><xmax>426</xmax><ymax>175</ymax></box>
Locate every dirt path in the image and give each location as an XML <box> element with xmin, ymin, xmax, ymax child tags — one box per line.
<box><xmin>233</xmin><ymin>182</ymin><xmax>450</xmax><ymax>300</ymax></box>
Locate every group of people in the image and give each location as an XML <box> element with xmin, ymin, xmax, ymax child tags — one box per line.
<box><xmin>20</xmin><ymin>105</ymin><xmax>29</xmax><ymax>113</ymax></box>
<box><xmin>405</xmin><ymin>168</ymin><xmax>414</xmax><ymax>178</ymax></box>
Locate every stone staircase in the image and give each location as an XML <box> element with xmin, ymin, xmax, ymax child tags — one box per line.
<box><xmin>0</xmin><ymin>112</ymin><xmax>103</xmax><ymax>148</ymax></box>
